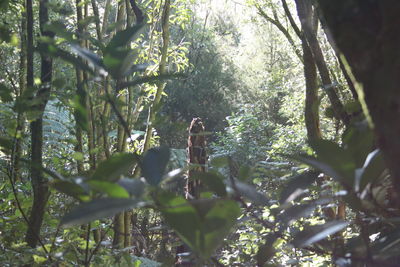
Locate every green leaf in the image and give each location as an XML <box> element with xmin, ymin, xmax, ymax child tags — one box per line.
<box><xmin>324</xmin><ymin>106</ymin><xmax>335</xmax><ymax>119</ymax></box>
<box><xmin>0</xmin><ymin>83</ymin><xmax>13</xmax><ymax>102</ymax></box>
<box><xmin>191</xmin><ymin>172</ymin><xmax>227</xmax><ymax>197</ymax></box>
<box><xmin>78</xmin><ymin>16</ymin><xmax>96</xmax><ymax>29</ymax></box>
<box><xmin>87</xmin><ymin>180</ymin><xmax>129</xmax><ymax>198</ymax></box>
<box><xmin>102</xmin><ymin>24</ymin><xmax>143</xmax><ymax>78</ymax></box>
<box><xmin>292</xmin><ymin>220</ymin><xmax>349</xmax><ymax>248</ymax></box>
<box><xmin>43</xmin><ymin>21</ymin><xmax>74</xmax><ymax>42</ymax></box>
<box><xmin>117</xmin><ymin>178</ymin><xmax>146</xmax><ymax>198</ymax></box>
<box><xmin>312</xmin><ymin>140</ymin><xmax>356</xmax><ymax>182</ymax></box>
<box><xmin>51</xmin><ymin>180</ymin><xmax>87</xmax><ymax>200</ymax></box>
<box><xmin>210</xmin><ymin>155</ymin><xmax>229</xmax><ymax>168</ymax></box>
<box><xmin>342</xmin><ymin>122</ymin><xmax>374</xmax><ymax>167</ymax></box>
<box><xmin>279</xmin><ymin>203</ymin><xmax>318</xmax><ymax>225</ymax></box>
<box><xmin>0</xmin><ymin>24</ymin><xmax>12</xmax><ymax>43</ymax></box>
<box><xmin>33</xmin><ymin>255</ymin><xmax>47</xmax><ymax>264</ymax></box>
<box><xmin>91</xmin><ymin>153</ymin><xmax>138</xmax><ymax>182</ymax></box>
<box><xmin>0</xmin><ymin>137</ymin><xmax>13</xmax><ymax>154</ymax></box>
<box><xmin>70</xmin><ymin>44</ymin><xmax>106</xmax><ymax>74</ymax></box>
<box><xmin>157</xmin><ymin>192</ymin><xmax>201</xmax><ymax>250</ymax></box>
<box><xmin>357</xmin><ymin>149</ymin><xmax>385</xmax><ymax>192</ymax></box>
<box><xmin>61</xmin><ymin>198</ymin><xmax>140</xmax><ymax>227</ymax></box>
<box><xmin>279</xmin><ymin>171</ymin><xmax>319</xmax><ymax>204</ymax></box>
<box><xmin>41</xmin><ymin>167</ymin><xmax>65</xmax><ymax>181</ymax></box>
<box><xmin>228</xmin><ymin>179</ymin><xmax>269</xmax><ymax>206</ymax></box>
<box><xmin>238</xmin><ymin>165</ymin><xmax>252</xmax><ymax>181</ymax></box>
<box><xmin>141</xmin><ymin>147</ymin><xmax>170</xmax><ymax>186</ymax></box>
<box><xmin>52</xmin><ymin>78</ymin><xmax>66</xmax><ymax>89</ymax></box>
<box><xmin>0</xmin><ymin>0</ymin><xmax>9</xmax><ymax>11</ymax></box>
<box><xmin>295</xmin><ymin>154</ymin><xmax>352</xmax><ymax>188</ymax></box>
<box><xmin>256</xmin><ymin>235</ymin><xmax>277</xmax><ymax>266</ymax></box>
<box><xmin>71</xmin><ymin>152</ymin><xmax>84</xmax><ymax>161</ymax></box>
<box><xmin>53</xmin><ymin>48</ymin><xmax>96</xmax><ymax>75</ymax></box>
<box><xmin>161</xmin><ymin>167</ymin><xmax>187</xmax><ymax>184</ymax></box>
<box><xmin>105</xmin><ymin>24</ymin><xmax>144</xmax><ymax>52</ymax></box>
<box><xmin>200</xmin><ymin>199</ymin><xmax>240</xmax><ymax>258</ymax></box>
<box><xmin>158</xmin><ymin>193</ymin><xmax>240</xmax><ymax>259</ymax></box>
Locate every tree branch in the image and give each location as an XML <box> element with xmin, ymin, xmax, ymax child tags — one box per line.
<box><xmin>255</xmin><ymin>4</ymin><xmax>303</xmax><ymax>62</ymax></box>
<box><xmin>129</xmin><ymin>0</ymin><xmax>144</xmax><ymax>24</ymax></box>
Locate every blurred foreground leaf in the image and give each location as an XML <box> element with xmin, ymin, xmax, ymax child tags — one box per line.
<box><xmin>61</xmin><ymin>198</ymin><xmax>140</xmax><ymax>227</ymax></box>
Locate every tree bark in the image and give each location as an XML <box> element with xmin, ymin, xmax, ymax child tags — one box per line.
<box><xmin>90</xmin><ymin>0</ymin><xmax>102</xmax><ymax>41</ymax></box>
<box><xmin>295</xmin><ymin>0</ymin><xmax>350</xmax><ymax>126</ymax></box>
<box><xmin>113</xmin><ymin>0</ymin><xmax>132</xmax><ymax>249</ymax></box>
<box><xmin>26</xmin><ymin>0</ymin><xmax>53</xmax><ymax>248</ymax></box>
<box><xmin>101</xmin><ymin>0</ymin><xmax>112</xmax><ymax>38</ymax></box>
<box><xmin>13</xmin><ymin>5</ymin><xmax>28</xmax><ymax>182</ymax></box>
<box><xmin>262</xmin><ymin>1</ymin><xmax>321</xmax><ymax>144</ymax></box>
<box><xmin>302</xmin><ymin>39</ymin><xmax>321</xmax><ymax>145</ymax></box>
<box><xmin>317</xmin><ymin>0</ymin><xmax>400</xmax><ymax>201</ymax></box>
<box><xmin>282</xmin><ymin>0</ymin><xmax>322</xmax><ymax>144</ymax></box>
<box><xmin>113</xmin><ymin>212</ymin><xmax>125</xmax><ymax>248</ymax></box>
<box><xmin>75</xmin><ymin>0</ymin><xmax>86</xmax><ymax>174</ymax></box>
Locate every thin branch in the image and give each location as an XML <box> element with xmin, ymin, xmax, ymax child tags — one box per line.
<box><xmin>281</xmin><ymin>0</ymin><xmax>302</xmax><ymax>38</ymax></box>
<box><xmin>255</xmin><ymin>4</ymin><xmax>303</xmax><ymax>62</ymax></box>
<box><xmin>87</xmin><ymin>224</ymin><xmax>113</xmax><ymax>264</ymax></box>
<box><xmin>105</xmin><ymin>85</ymin><xmax>131</xmax><ymax>141</ymax></box>
<box><xmin>84</xmin><ymin>223</ymin><xmax>91</xmax><ymax>266</ymax></box>
<box><xmin>49</xmin><ymin>223</ymin><xmax>62</xmax><ymax>254</ymax></box>
<box><xmin>129</xmin><ymin>0</ymin><xmax>144</xmax><ymax>24</ymax></box>
<box><xmin>4</xmin><ymin>68</ymin><xmax>19</xmax><ymax>95</ymax></box>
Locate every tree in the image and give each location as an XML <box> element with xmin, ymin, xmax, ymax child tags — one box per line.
<box><xmin>4</xmin><ymin>0</ymin><xmax>400</xmax><ymax>266</ymax></box>
<box><xmin>159</xmin><ymin>1</ymin><xmax>241</xmax><ymax>148</ymax></box>
<box><xmin>25</xmin><ymin>0</ymin><xmax>54</xmax><ymax>248</ymax></box>
<box><xmin>318</xmin><ymin>0</ymin><xmax>400</xmax><ymax>204</ymax></box>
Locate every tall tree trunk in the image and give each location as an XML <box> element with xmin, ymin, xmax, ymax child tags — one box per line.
<box><xmin>302</xmin><ymin>39</ymin><xmax>321</xmax><ymax>145</ymax></box>
<box><xmin>318</xmin><ymin>0</ymin><xmax>400</xmax><ymax>203</ymax></box>
<box><xmin>101</xmin><ymin>0</ymin><xmax>112</xmax><ymax>38</ymax></box>
<box><xmin>265</xmin><ymin>0</ymin><xmax>321</xmax><ymax>144</ymax></box>
<box><xmin>295</xmin><ymin>0</ymin><xmax>350</xmax><ymax>126</ymax></box>
<box><xmin>26</xmin><ymin>0</ymin><xmax>53</xmax><ymax>248</ymax></box>
<box><xmin>113</xmin><ymin>0</ymin><xmax>129</xmax><ymax>249</ymax></box>
<box><xmin>13</xmin><ymin>5</ymin><xmax>28</xmax><ymax>182</ymax></box>
<box><xmin>90</xmin><ymin>0</ymin><xmax>102</xmax><ymax>41</ymax></box>
<box><xmin>319</xmin><ymin>22</ymin><xmax>358</xmax><ymax>100</ymax></box>
<box><xmin>75</xmin><ymin>0</ymin><xmax>86</xmax><ymax>174</ymax></box>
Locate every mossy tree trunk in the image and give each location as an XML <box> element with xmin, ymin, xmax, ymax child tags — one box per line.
<box><xmin>295</xmin><ymin>0</ymin><xmax>350</xmax><ymax>127</ymax></box>
<box><xmin>281</xmin><ymin>0</ymin><xmax>322</xmax><ymax>145</ymax></box>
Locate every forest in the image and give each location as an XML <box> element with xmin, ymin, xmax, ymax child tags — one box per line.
<box><xmin>1</xmin><ymin>0</ymin><xmax>400</xmax><ymax>266</ymax></box>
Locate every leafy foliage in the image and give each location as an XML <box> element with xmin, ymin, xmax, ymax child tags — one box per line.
<box><xmin>1</xmin><ymin>0</ymin><xmax>400</xmax><ymax>266</ymax></box>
